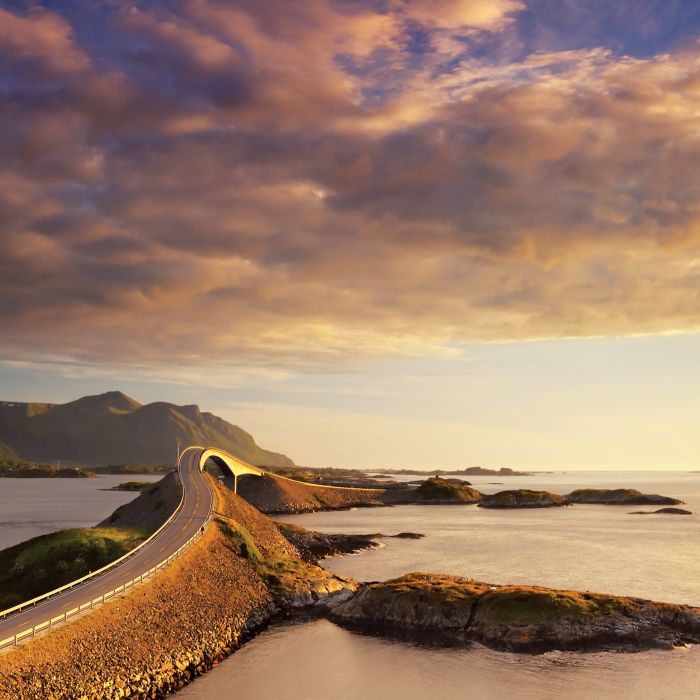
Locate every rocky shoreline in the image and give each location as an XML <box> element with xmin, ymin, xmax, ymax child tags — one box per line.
<box><xmin>277</xmin><ymin>522</ymin><xmax>424</xmax><ymax>564</ymax></box>
<box><xmin>329</xmin><ymin>573</ymin><xmax>700</xmax><ymax>653</ymax></box>
<box><xmin>0</xmin><ymin>478</ymin><xmax>356</xmax><ymax>700</ymax></box>
<box><xmin>0</xmin><ymin>476</ymin><xmax>695</xmax><ymax>698</ymax></box>
<box><xmin>238</xmin><ymin>474</ymin><xmax>686</xmax><ymax>513</ymax></box>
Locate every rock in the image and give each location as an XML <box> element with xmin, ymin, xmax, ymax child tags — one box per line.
<box><xmin>628</xmin><ymin>507</ymin><xmax>692</xmax><ymax>515</ymax></box>
<box><xmin>383</xmin><ymin>477</ymin><xmax>482</xmax><ymax>505</ymax></box>
<box><xmin>478</xmin><ymin>489</ymin><xmax>567</xmax><ymax>509</ymax></box>
<box><xmin>276</xmin><ymin>522</ymin><xmax>381</xmax><ymax>563</ymax></box>
<box><xmin>566</xmin><ymin>489</ymin><xmax>683</xmax><ymax>506</ymax></box>
<box><xmin>393</xmin><ymin>532</ymin><xmax>425</xmax><ymax>539</ymax></box>
<box><xmin>329</xmin><ymin>572</ymin><xmax>700</xmax><ymax>653</ymax></box>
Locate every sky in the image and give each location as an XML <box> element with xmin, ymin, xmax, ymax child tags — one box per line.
<box><xmin>1</xmin><ymin>0</ymin><xmax>700</xmax><ymax>470</ymax></box>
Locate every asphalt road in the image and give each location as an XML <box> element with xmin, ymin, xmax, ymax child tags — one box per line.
<box><xmin>0</xmin><ymin>446</ymin><xmax>213</xmax><ymax>644</ymax></box>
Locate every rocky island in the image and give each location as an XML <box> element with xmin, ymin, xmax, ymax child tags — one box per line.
<box><xmin>0</xmin><ymin>473</ymin><xmax>695</xmax><ymax>698</ymax></box>
<box><xmin>566</xmin><ymin>489</ymin><xmax>684</xmax><ymax>506</ymax></box>
<box><xmin>479</xmin><ymin>489</ymin><xmax>568</xmax><ymax>509</ymax></box>
<box><xmin>384</xmin><ymin>476</ymin><xmax>482</xmax><ymax>504</ymax></box>
<box><xmin>629</xmin><ymin>507</ymin><xmax>693</xmax><ymax>516</ymax></box>
<box><xmin>330</xmin><ymin>572</ymin><xmax>700</xmax><ymax>653</ymax></box>
<box><xmin>277</xmin><ymin>523</ymin><xmax>425</xmax><ymax>564</ymax></box>
<box><xmin>0</xmin><ymin>459</ymin><xmax>96</xmax><ymax>478</ymax></box>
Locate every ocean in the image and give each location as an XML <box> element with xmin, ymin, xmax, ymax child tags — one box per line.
<box><xmin>3</xmin><ymin>470</ymin><xmax>699</xmax><ymax>698</ymax></box>
<box><xmin>182</xmin><ymin>470</ymin><xmax>700</xmax><ymax>699</ymax></box>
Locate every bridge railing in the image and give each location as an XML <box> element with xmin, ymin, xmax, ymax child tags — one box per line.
<box><xmin>0</xmin><ymin>463</ymin><xmax>215</xmax><ymax>650</ymax></box>
<box><xmin>0</xmin><ymin>512</ymin><xmax>210</xmax><ymax>650</ymax></box>
<box><xmin>193</xmin><ymin>445</ymin><xmax>384</xmax><ymax>493</ymax></box>
<box><xmin>0</xmin><ymin>463</ymin><xmax>187</xmax><ymax>624</ymax></box>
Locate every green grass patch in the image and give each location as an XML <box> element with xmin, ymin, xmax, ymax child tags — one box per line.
<box><xmin>216</xmin><ymin>517</ymin><xmax>325</xmax><ymax>594</ymax></box>
<box><xmin>111</xmin><ymin>481</ymin><xmax>153</xmax><ymax>491</ymax></box>
<box><xmin>216</xmin><ymin>518</ymin><xmax>262</xmax><ymax>562</ymax></box>
<box><xmin>370</xmin><ymin>573</ymin><xmax>490</xmax><ymax>610</ymax></box>
<box><xmin>477</xmin><ymin>586</ymin><xmax>633</xmax><ymax>626</ymax></box>
<box><xmin>0</xmin><ymin>527</ymin><xmax>146</xmax><ymax>610</ymax></box>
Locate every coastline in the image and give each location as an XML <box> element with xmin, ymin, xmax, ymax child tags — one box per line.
<box><xmin>1</xmin><ymin>473</ymin><xmax>698</xmax><ymax>698</ymax></box>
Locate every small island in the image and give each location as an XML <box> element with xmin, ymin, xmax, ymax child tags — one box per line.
<box><xmin>109</xmin><ymin>481</ymin><xmax>155</xmax><ymax>492</ymax></box>
<box><xmin>329</xmin><ymin>572</ymin><xmax>700</xmax><ymax>653</ymax></box>
<box><xmin>567</xmin><ymin>489</ymin><xmax>683</xmax><ymax>506</ymax></box>
<box><xmin>387</xmin><ymin>477</ymin><xmax>482</xmax><ymax>504</ymax></box>
<box><xmin>0</xmin><ymin>460</ymin><xmax>95</xmax><ymax>478</ymax></box>
<box><xmin>479</xmin><ymin>489</ymin><xmax>567</xmax><ymax>509</ymax></box>
<box><xmin>629</xmin><ymin>507</ymin><xmax>692</xmax><ymax>516</ymax></box>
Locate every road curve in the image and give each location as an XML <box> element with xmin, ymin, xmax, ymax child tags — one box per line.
<box><xmin>0</xmin><ymin>446</ymin><xmax>214</xmax><ymax>645</ymax></box>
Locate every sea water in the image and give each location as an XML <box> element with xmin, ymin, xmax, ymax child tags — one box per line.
<box><xmin>0</xmin><ymin>474</ymin><xmax>163</xmax><ymax>549</ymax></box>
<box><xmin>179</xmin><ymin>471</ymin><xmax>700</xmax><ymax>699</ymax></box>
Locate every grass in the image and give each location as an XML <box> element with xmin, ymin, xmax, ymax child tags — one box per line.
<box><xmin>374</xmin><ymin>573</ymin><xmax>490</xmax><ymax>609</ymax></box>
<box><xmin>0</xmin><ymin>460</ymin><xmax>96</xmax><ymax>478</ymax></box>
<box><xmin>477</xmin><ymin>586</ymin><xmax>633</xmax><ymax>626</ymax></box>
<box><xmin>413</xmin><ymin>477</ymin><xmax>481</xmax><ymax>502</ymax></box>
<box><xmin>0</xmin><ymin>527</ymin><xmax>146</xmax><ymax>610</ymax></box>
<box><xmin>354</xmin><ymin>574</ymin><xmax>639</xmax><ymax>630</ymax></box>
<box><xmin>216</xmin><ymin>517</ymin><xmax>328</xmax><ymax>595</ymax></box>
<box><xmin>111</xmin><ymin>481</ymin><xmax>153</xmax><ymax>491</ymax></box>
<box><xmin>480</xmin><ymin>490</ymin><xmax>566</xmax><ymax>507</ymax></box>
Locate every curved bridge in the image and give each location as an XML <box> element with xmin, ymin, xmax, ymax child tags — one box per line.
<box><xmin>0</xmin><ymin>444</ymin><xmax>371</xmax><ymax>649</ymax></box>
<box><xmin>0</xmin><ymin>445</ymin><xmax>264</xmax><ymax>648</ymax></box>
<box><xmin>188</xmin><ymin>445</ymin><xmax>264</xmax><ymax>493</ymax></box>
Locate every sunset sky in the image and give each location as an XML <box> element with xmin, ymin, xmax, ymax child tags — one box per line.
<box><xmin>1</xmin><ymin>1</ymin><xmax>700</xmax><ymax>470</ymax></box>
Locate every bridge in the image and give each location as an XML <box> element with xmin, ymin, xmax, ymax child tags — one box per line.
<box><xmin>0</xmin><ymin>446</ymin><xmax>266</xmax><ymax>649</ymax></box>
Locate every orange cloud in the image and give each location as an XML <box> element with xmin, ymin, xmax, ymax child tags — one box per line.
<box><xmin>1</xmin><ymin>2</ymin><xmax>700</xmax><ymax>371</ymax></box>
<box><xmin>0</xmin><ymin>7</ymin><xmax>90</xmax><ymax>74</ymax></box>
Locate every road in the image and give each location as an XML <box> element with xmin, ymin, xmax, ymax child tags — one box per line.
<box><xmin>0</xmin><ymin>446</ymin><xmax>213</xmax><ymax>645</ymax></box>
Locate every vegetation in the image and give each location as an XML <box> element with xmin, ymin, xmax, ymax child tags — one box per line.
<box><xmin>0</xmin><ymin>459</ymin><xmax>95</xmax><ymax>478</ymax></box>
<box><xmin>479</xmin><ymin>489</ymin><xmax>566</xmax><ymax>508</ymax></box>
<box><xmin>216</xmin><ymin>517</ymin><xmax>331</xmax><ymax>596</ymax></box>
<box><xmin>476</xmin><ymin>586</ymin><xmax>632</xmax><ymax>626</ymax></box>
<box><xmin>338</xmin><ymin>573</ymin><xmax>643</xmax><ymax>632</ymax></box>
<box><xmin>110</xmin><ymin>481</ymin><xmax>154</xmax><ymax>491</ymax></box>
<box><xmin>265</xmin><ymin>465</ymin><xmax>374</xmax><ymax>483</ymax></box>
<box><xmin>0</xmin><ymin>390</ymin><xmax>295</xmax><ymax>468</ymax></box>
<box><xmin>0</xmin><ymin>527</ymin><xmax>146</xmax><ymax>609</ymax></box>
<box><xmin>566</xmin><ymin>489</ymin><xmax>683</xmax><ymax>505</ymax></box>
<box><xmin>369</xmin><ymin>572</ymin><xmax>490</xmax><ymax>609</ymax></box>
<box><xmin>93</xmin><ymin>464</ymin><xmax>174</xmax><ymax>475</ymax></box>
<box><xmin>411</xmin><ymin>477</ymin><xmax>482</xmax><ymax>503</ymax></box>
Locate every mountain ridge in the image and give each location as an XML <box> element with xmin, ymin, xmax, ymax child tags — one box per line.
<box><xmin>0</xmin><ymin>392</ymin><xmax>295</xmax><ymax>469</ymax></box>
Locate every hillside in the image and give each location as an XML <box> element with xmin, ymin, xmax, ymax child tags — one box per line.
<box><xmin>0</xmin><ymin>391</ymin><xmax>295</xmax><ymax>468</ymax></box>
<box><xmin>0</xmin><ymin>441</ymin><xmax>17</xmax><ymax>460</ymax></box>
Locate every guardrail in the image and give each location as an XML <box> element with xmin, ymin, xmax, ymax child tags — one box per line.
<box><xmin>0</xmin><ymin>466</ymin><xmax>187</xmax><ymax>624</ymax></box>
<box><xmin>0</xmin><ymin>446</ymin><xmax>370</xmax><ymax>650</ymax></box>
<box><xmin>0</xmin><ymin>451</ymin><xmax>216</xmax><ymax>650</ymax></box>
<box><xmin>0</xmin><ymin>512</ymin><xmax>210</xmax><ymax>650</ymax></box>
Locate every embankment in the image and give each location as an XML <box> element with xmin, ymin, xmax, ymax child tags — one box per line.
<box><xmin>237</xmin><ymin>473</ymin><xmax>386</xmax><ymax>513</ymax></box>
<box><xmin>0</xmin><ymin>476</ymin><xmax>355</xmax><ymax>699</ymax></box>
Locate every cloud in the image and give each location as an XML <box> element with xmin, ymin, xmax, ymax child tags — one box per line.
<box><xmin>0</xmin><ymin>7</ymin><xmax>91</xmax><ymax>75</ymax></box>
<box><xmin>1</xmin><ymin>2</ymin><xmax>700</xmax><ymax>371</ymax></box>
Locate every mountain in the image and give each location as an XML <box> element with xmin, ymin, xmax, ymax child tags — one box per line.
<box><xmin>0</xmin><ymin>391</ymin><xmax>295</xmax><ymax>468</ymax></box>
<box><xmin>0</xmin><ymin>441</ymin><xmax>17</xmax><ymax>460</ymax></box>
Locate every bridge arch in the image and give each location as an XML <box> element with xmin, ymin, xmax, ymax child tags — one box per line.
<box><xmin>190</xmin><ymin>446</ymin><xmax>264</xmax><ymax>493</ymax></box>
